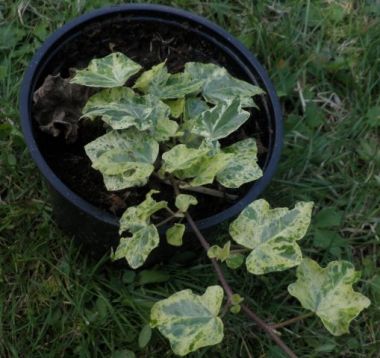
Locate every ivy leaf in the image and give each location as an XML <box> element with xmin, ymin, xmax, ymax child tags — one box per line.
<box><xmin>185</xmin><ymin>62</ymin><xmax>263</xmax><ymax>106</ymax></box>
<box><xmin>191</xmin><ymin>98</ymin><xmax>250</xmax><ymax>142</ymax></box>
<box><xmin>165</xmin><ymin>98</ymin><xmax>185</xmax><ymax>118</ymax></box>
<box><xmin>119</xmin><ymin>190</ymin><xmax>167</xmax><ymax>234</ymax></box>
<box><xmin>161</xmin><ymin>144</ymin><xmax>209</xmax><ymax>173</ymax></box>
<box><xmin>152</xmin><ymin>118</ymin><xmax>179</xmax><ymax>142</ymax></box>
<box><xmin>166</xmin><ymin>223</ymin><xmax>185</xmax><ymax>247</ymax></box>
<box><xmin>175</xmin><ymin>194</ymin><xmax>198</xmax><ymax>212</ymax></box>
<box><xmin>71</xmin><ymin>52</ymin><xmax>142</xmax><ymax>87</ymax></box>
<box><xmin>134</xmin><ymin>62</ymin><xmax>203</xmax><ymax>99</ymax></box>
<box><xmin>226</xmin><ymin>253</ymin><xmax>245</xmax><ymax>269</ymax></box>
<box><xmin>288</xmin><ymin>258</ymin><xmax>371</xmax><ymax>336</ymax></box>
<box><xmin>150</xmin><ymin>286</ymin><xmax>224</xmax><ymax>356</ymax></box>
<box><xmin>176</xmin><ymin>151</ymin><xmax>233</xmax><ymax>187</ymax></box>
<box><xmin>229</xmin><ymin>199</ymin><xmax>313</xmax><ymax>275</ymax></box>
<box><xmin>112</xmin><ymin>224</ymin><xmax>159</xmax><ymax>269</ymax></box>
<box><xmin>184</xmin><ymin>97</ymin><xmax>209</xmax><ymax>121</ymax></box>
<box><xmin>82</xmin><ymin>88</ymin><xmax>170</xmax><ymax>130</ymax></box>
<box><xmin>217</xmin><ymin>138</ymin><xmax>263</xmax><ymax>188</ymax></box>
<box><xmin>207</xmin><ymin>241</ymin><xmax>231</xmax><ymax>262</ymax></box>
<box><xmin>85</xmin><ymin>129</ymin><xmax>159</xmax><ymax>191</ymax></box>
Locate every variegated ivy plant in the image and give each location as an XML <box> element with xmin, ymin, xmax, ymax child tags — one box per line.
<box><xmin>71</xmin><ymin>52</ymin><xmax>370</xmax><ymax>357</ymax></box>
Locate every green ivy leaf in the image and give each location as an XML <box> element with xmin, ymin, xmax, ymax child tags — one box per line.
<box><xmin>175</xmin><ymin>194</ymin><xmax>198</xmax><ymax>212</ymax></box>
<box><xmin>85</xmin><ymin>129</ymin><xmax>159</xmax><ymax>191</ymax></box>
<box><xmin>217</xmin><ymin>138</ymin><xmax>263</xmax><ymax>188</ymax></box>
<box><xmin>119</xmin><ymin>190</ymin><xmax>167</xmax><ymax>234</ymax></box>
<box><xmin>161</xmin><ymin>144</ymin><xmax>209</xmax><ymax>173</ymax></box>
<box><xmin>112</xmin><ymin>224</ymin><xmax>159</xmax><ymax>269</ymax></box>
<box><xmin>71</xmin><ymin>52</ymin><xmax>142</xmax><ymax>87</ymax></box>
<box><xmin>166</xmin><ymin>223</ymin><xmax>185</xmax><ymax>247</ymax></box>
<box><xmin>185</xmin><ymin>62</ymin><xmax>263</xmax><ymax>106</ymax></box>
<box><xmin>184</xmin><ymin>97</ymin><xmax>209</xmax><ymax>121</ymax></box>
<box><xmin>150</xmin><ymin>286</ymin><xmax>224</xmax><ymax>356</ymax></box>
<box><xmin>230</xmin><ymin>305</ymin><xmax>241</xmax><ymax>314</ymax></box>
<box><xmin>207</xmin><ymin>241</ymin><xmax>231</xmax><ymax>262</ymax></box>
<box><xmin>82</xmin><ymin>88</ymin><xmax>170</xmax><ymax>130</ymax></box>
<box><xmin>230</xmin><ymin>293</ymin><xmax>244</xmax><ymax>305</ymax></box>
<box><xmin>191</xmin><ymin>98</ymin><xmax>250</xmax><ymax>142</ymax></box>
<box><xmin>225</xmin><ymin>253</ymin><xmax>245</xmax><ymax>270</ymax></box>
<box><xmin>288</xmin><ymin>258</ymin><xmax>371</xmax><ymax>336</ymax></box>
<box><xmin>229</xmin><ymin>199</ymin><xmax>313</xmax><ymax>275</ymax></box>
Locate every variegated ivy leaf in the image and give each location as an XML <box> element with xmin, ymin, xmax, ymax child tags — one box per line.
<box><xmin>112</xmin><ymin>224</ymin><xmax>159</xmax><ymax>269</ymax></box>
<box><xmin>134</xmin><ymin>62</ymin><xmax>203</xmax><ymax>99</ymax></box>
<box><xmin>71</xmin><ymin>52</ymin><xmax>142</xmax><ymax>88</ymax></box>
<box><xmin>185</xmin><ymin>62</ymin><xmax>263</xmax><ymax>106</ymax></box>
<box><xmin>84</xmin><ymin>129</ymin><xmax>159</xmax><ymax>191</ymax></box>
<box><xmin>161</xmin><ymin>144</ymin><xmax>209</xmax><ymax>173</ymax></box>
<box><xmin>184</xmin><ymin>97</ymin><xmax>209</xmax><ymax>121</ymax></box>
<box><xmin>165</xmin><ymin>98</ymin><xmax>185</xmax><ymax>118</ymax></box>
<box><xmin>176</xmin><ymin>151</ymin><xmax>233</xmax><ymax>187</ymax></box>
<box><xmin>229</xmin><ymin>199</ymin><xmax>313</xmax><ymax>275</ymax></box>
<box><xmin>119</xmin><ymin>190</ymin><xmax>167</xmax><ymax>234</ymax></box>
<box><xmin>152</xmin><ymin>118</ymin><xmax>179</xmax><ymax>142</ymax></box>
<box><xmin>288</xmin><ymin>258</ymin><xmax>371</xmax><ymax>336</ymax></box>
<box><xmin>150</xmin><ymin>286</ymin><xmax>224</xmax><ymax>356</ymax></box>
<box><xmin>166</xmin><ymin>223</ymin><xmax>185</xmax><ymax>247</ymax></box>
<box><xmin>191</xmin><ymin>98</ymin><xmax>250</xmax><ymax>142</ymax></box>
<box><xmin>82</xmin><ymin>87</ymin><xmax>170</xmax><ymax>131</ymax></box>
<box><xmin>217</xmin><ymin>138</ymin><xmax>263</xmax><ymax>188</ymax></box>
<box><xmin>175</xmin><ymin>194</ymin><xmax>198</xmax><ymax>212</ymax></box>
<box><xmin>133</xmin><ymin>62</ymin><xmax>170</xmax><ymax>93</ymax></box>
<box><xmin>207</xmin><ymin>241</ymin><xmax>231</xmax><ymax>262</ymax></box>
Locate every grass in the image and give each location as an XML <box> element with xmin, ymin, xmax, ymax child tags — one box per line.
<box><xmin>1</xmin><ymin>0</ymin><xmax>379</xmax><ymax>357</ymax></box>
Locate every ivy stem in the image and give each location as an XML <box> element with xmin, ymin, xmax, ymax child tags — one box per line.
<box><xmin>170</xmin><ymin>178</ymin><xmax>297</xmax><ymax>358</ymax></box>
<box><xmin>270</xmin><ymin>312</ymin><xmax>314</xmax><ymax>329</ymax></box>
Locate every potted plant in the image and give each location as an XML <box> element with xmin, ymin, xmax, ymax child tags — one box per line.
<box><xmin>20</xmin><ymin>4</ymin><xmax>370</xmax><ymax>357</ymax></box>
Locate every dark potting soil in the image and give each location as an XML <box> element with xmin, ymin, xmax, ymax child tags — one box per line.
<box><xmin>33</xmin><ymin>19</ymin><xmax>270</xmax><ymax>221</ymax></box>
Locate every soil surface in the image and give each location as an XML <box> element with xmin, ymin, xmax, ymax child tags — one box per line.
<box><xmin>33</xmin><ymin>18</ymin><xmax>270</xmax><ymax>221</ymax></box>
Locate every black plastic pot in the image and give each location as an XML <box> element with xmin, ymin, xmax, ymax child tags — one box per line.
<box><xmin>20</xmin><ymin>4</ymin><xmax>283</xmax><ymax>262</ymax></box>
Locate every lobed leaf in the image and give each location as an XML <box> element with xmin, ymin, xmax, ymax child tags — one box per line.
<box><xmin>152</xmin><ymin>118</ymin><xmax>179</xmax><ymax>142</ymax></box>
<box><xmin>288</xmin><ymin>258</ymin><xmax>371</xmax><ymax>336</ymax></box>
<box><xmin>112</xmin><ymin>224</ymin><xmax>159</xmax><ymax>269</ymax></box>
<box><xmin>207</xmin><ymin>241</ymin><xmax>231</xmax><ymax>262</ymax></box>
<box><xmin>191</xmin><ymin>98</ymin><xmax>250</xmax><ymax>142</ymax></box>
<box><xmin>71</xmin><ymin>52</ymin><xmax>142</xmax><ymax>87</ymax></box>
<box><xmin>175</xmin><ymin>194</ymin><xmax>198</xmax><ymax>212</ymax></box>
<box><xmin>150</xmin><ymin>286</ymin><xmax>224</xmax><ymax>356</ymax></box>
<box><xmin>185</xmin><ymin>62</ymin><xmax>263</xmax><ymax>106</ymax></box>
<box><xmin>166</xmin><ymin>223</ymin><xmax>186</xmax><ymax>247</ymax></box>
<box><xmin>84</xmin><ymin>129</ymin><xmax>159</xmax><ymax>191</ymax></box>
<box><xmin>82</xmin><ymin>87</ymin><xmax>170</xmax><ymax>131</ymax></box>
<box><xmin>229</xmin><ymin>199</ymin><xmax>313</xmax><ymax>275</ymax></box>
<box><xmin>217</xmin><ymin>138</ymin><xmax>263</xmax><ymax>188</ymax></box>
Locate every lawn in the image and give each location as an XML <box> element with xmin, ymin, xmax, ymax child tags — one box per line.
<box><xmin>1</xmin><ymin>0</ymin><xmax>379</xmax><ymax>357</ymax></box>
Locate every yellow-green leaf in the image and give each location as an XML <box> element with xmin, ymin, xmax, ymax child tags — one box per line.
<box><xmin>229</xmin><ymin>199</ymin><xmax>313</xmax><ymax>275</ymax></box>
<box><xmin>207</xmin><ymin>241</ymin><xmax>231</xmax><ymax>262</ymax></box>
<box><xmin>152</xmin><ymin>118</ymin><xmax>179</xmax><ymax>142</ymax></box>
<box><xmin>134</xmin><ymin>62</ymin><xmax>169</xmax><ymax>93</ymax></box>
<box><xmin>165</xmin><ymin>98</ymin><xmax>185</xmax><ymax>118</ymax></box>
<box><xmin>119</xmin><ymin>190</ymin><xmax>167</xmax><ymax>235</ymax></box>
<box><xmin>84</xmin><ymin>129</ymin><xmax>159</xmax><ymax>191</ymax></box>
<box><xmin>112</xmin><ymin>224</ymin><xmax>159</xmax><ymax>269</ymax></box>
<box><xmin>161</xmin><ymin>144</ymin><xmax>209</xmax><ymax>173</ymax></box>
<box><xmin>191</xmin><ymin>98</ymin><xmax>250</xmax><ymax>142</ymax></box>
<box><xmin>175</xmin><ymin>194</ymin><xmax>198</xmax><ymax>212</ymax></box>
<box><xmin>82</xmin><ymin>88</ymin><xmax>170</xmax><ymax>130</ymax></box>
<box><xmin>166</xmin><ymin>223</ymin><xmax>185</xmax><ymax>246</ymax></box>
<box><xmin>217</xmin><ymin>138</ymin><xmax>263</xmax><ymax>188</ymax></box>
<box><xmin>288</xmin><ymin>258</ymin><xmax>371</xmax><ymax>336</ymax></box>
<box><xmin>225</xmin><ymin>253</ymin><xmax>244</xmax><ymax>270</ymax></box>
<box><xmin>150</xmin><ymin>286</ymin><xmax>224</xmax><ymax>356</ymax></box>
<box><xmin>71</xmin><ymin>52</ymin><xmax>141</xmax><ymax>87</ymax></box>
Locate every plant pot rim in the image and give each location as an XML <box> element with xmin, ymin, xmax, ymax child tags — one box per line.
<box><xmin>19</xmin><ymin>3</ymin><xmax>283</xmax><ymax>232</ymax></box>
